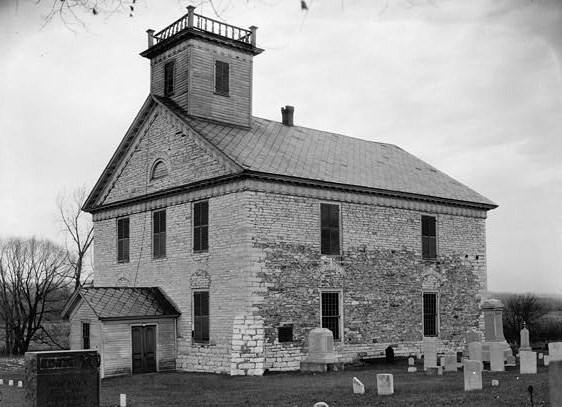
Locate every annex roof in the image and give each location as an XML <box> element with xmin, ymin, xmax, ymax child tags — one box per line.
<box><xmin>62</xmin><ymin>287</ymin><xmax>181</xmax><ymax>321</ymax></box>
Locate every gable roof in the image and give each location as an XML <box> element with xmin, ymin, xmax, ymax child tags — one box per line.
<box><xmin>85</xmin><ymin>94</ymin><xmax>497</xmax><ymax>212</ymax></box>
<box><xmin>62</xmin><ymin>287</ymin><xmax>181</xmax><ymax>321</ymax></box>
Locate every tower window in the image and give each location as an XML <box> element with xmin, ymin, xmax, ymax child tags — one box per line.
<box><xmin>164</xmin><ymin>61</ymin><xmax>175</xmax><ymax>96</ymax></box>
<box><xmin>215</xmin><ymin>60</ymin><xmax>230</xmax><ymax>96</ymax></box>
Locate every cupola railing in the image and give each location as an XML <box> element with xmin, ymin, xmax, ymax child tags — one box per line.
<box><xmin>146</xmin><ymin>5</ymin><xmax>257</xmax><ymax>48</ymax></box>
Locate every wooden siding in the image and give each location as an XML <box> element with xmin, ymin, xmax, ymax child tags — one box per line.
<box><xmin>68</xmin><ymin>299</ymin><xmax>102</xmax><ymax>352</ymax></box>
<box><xmin>187</xmin><ymin>39</ymin><xmax>253</xmax><ymax>127</ymax></box>
<box><xmin>102</xmin><ymin>318</ymin><xmax>176</xmax><ymax>378</ymax></box>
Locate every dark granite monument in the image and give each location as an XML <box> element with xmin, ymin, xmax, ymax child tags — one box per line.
<box><xmin>25</xmin><ymin>350</ymin><xmax>100</xmax><ymax>407</ymax></box>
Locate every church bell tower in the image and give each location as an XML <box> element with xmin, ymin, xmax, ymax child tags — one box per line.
<box><xmin>140</xmin><ymin>5</ymin><xmax>263</xmax><ymax>127</ymax></box>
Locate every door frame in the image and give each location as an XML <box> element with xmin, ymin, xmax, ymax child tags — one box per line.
<box><xmin>131</xmin><ymin>323</ymin><xmax>158</xmax><ymax>374</ymax></box>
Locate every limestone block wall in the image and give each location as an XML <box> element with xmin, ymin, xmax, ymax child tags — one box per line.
<box><xmin>93</xmin><ymin>190</ymin><xmax>255</xmax><ymax>374</ymax></box>
<box><xmin>245</xmin><ymin>189</ymin><xmax>488</xmax><ymax>370</ymax></box>
<box><xmin>230</xmin><ymin>315</ymin><xmax>265</xmax><ymax>376</ymax></box>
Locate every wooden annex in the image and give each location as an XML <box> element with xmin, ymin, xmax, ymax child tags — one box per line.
<box><xmin>62</xmin><ymin>287</ymin><xmax>180</xmax><ymax>377</ymax></box>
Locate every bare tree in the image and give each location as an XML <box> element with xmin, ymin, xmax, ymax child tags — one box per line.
<box><xmin>502</xmin><ymin>293</ymin><xmax>549</xmax><ymax>345</ymax></box>
<box><xmin>0</xmin><ymin>238</ymin><xmax>72</xmax><ymax>355</ymax></box>
<box><xmin>57</xmin><ymin>186</ymin><xmax>94</xmax><ymax>290</ymax></box>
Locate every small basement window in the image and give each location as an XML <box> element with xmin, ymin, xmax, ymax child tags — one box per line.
<box><xmin>278</xmin><ymin>325</ymin><xmax>293</xmax><ymax>343</ymax></box>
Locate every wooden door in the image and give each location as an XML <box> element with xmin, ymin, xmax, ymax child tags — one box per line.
<box><xmin>132</xmin><ymin>325</ymin><xmax>156</xmax><ymax>374</ymax></box>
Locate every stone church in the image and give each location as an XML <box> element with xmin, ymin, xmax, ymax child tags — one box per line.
<box><xmin>62</xmin><ymin>6</ymin><xmax>497</xmax><ymax>377</ymax></box>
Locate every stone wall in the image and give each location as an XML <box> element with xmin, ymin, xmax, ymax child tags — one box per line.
<box><xmin>230</xmin><ymin>315</ymin><xmax>265</xmax><ymax>375</ymax></box>
<box><xmin>94</xmin><ymin>190</ymin><xmax>255</xmax><ymax>374</ymax></box>
<box><xmin>246</xmin><ymin>190</ymin><xmax>488</xmax><ymax>369</ymax></box>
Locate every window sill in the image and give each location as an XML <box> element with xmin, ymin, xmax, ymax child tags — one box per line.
<box><xmin>192</xmin><ymin>341</ymin><xmax>214</xmax><ymax>347</ymax></box>
<box><xmin>214</xmin><ymin>91</ymin><xmax>230</xmax><ymax>97</ymax></box>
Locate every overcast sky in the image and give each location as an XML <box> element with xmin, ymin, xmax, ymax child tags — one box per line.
<box><xmin>0</xmin><ymin>0</ymin><xmax>560</xmax><ymax>295</ymax></box>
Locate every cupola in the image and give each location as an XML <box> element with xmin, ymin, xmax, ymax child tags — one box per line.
<box><xmin>141</xmin><ymin>5</ymin><xmax>263</xmax><ymax>127</ymax></box>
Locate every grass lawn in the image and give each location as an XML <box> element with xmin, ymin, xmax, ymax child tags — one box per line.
<box><xmin>0</xmin><ymin>357</ymin><xmax>551</xmax><ymax>406</ymax></box>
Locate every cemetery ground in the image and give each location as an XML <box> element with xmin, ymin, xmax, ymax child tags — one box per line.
<box><xmin>0</xmin><ymin>357</ymin><xmax>552</xmax><ymax>406</ymax></box>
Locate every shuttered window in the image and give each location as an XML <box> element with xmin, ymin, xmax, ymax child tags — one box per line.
<box><xmin>193</xmin><ymin>291</ymin><xmax>210</xmax><ymax>343</ymax></box>
<box><xmin>193</xmin><ymin>201</ymin><xmax>209</xmax><ymax>252</ymax></box>
<box><xmin>423</xmin><ymin>292</ymin><xmax>438</xmax><ymax>337</ymax></box>
<box><xmin>422</xmin><ymin>215</ymin><xmax>437</xmax><ymax>260</ymax></box>
<box><xmin>164</xmin><ymin>61</ymin><xmax>175</xmax><ymax>96</ymax></box>
<box><xmin>151</xmin><ymin>160</ymin><xmax>168</xmax><ymax>180</ymax></box>
<box><xmin>117</xmin><ymin>217</ymin><xmax>130</xmax><ymax>263</ymax></box>
<box><xmin>321</xmin><ymin>291</ymin><xmax>341</xmax><ymax>340</ymax></box>
<box><xmin>321</xmin><ymin>203</ymin><xmax>340</xmax><ymax>255</ymax></box>
<box><xmin>153</xmin><ymin>210</ymin><xmax>166</xmax><ymax>259</ymax></box>
<box><xmin>82</xmin><ymin>322</ymin><xmax>90</xmax><ymax>349</ymax></box>
<box><xmin>215</xmin><ymin>60</ymin><xmax>230</xmax><ymax>96</ymax></box>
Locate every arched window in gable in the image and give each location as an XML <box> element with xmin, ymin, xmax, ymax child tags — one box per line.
<box><xmin>151</xmin><ymin>160</ymin><xmax>168</xmax><ymax>180</ymax></box>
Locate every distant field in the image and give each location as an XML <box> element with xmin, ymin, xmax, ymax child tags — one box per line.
<box><xmin>0</xmin><ymin>357</ymin><xmax>552</xmax><ymax>407</ymax></box>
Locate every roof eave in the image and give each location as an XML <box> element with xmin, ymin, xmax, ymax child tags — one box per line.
<box><xmin>99</xmin><ymin>314</ymin><xmax>181</xmax><ymax>322</ymax></box>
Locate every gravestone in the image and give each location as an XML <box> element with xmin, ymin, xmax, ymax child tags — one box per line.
<box><xmin>9</xmin><ymin>380</ymin><xmax>13</xmax><ymax>386</ymax></box>
<box><xmin>313</xmin><ymin>403</ymin><xmax>329</xmax><ymax>407</ymax></box>
<box><xmin>353</xmin><ymin>377</ymin><xmax>365</xmax><ymax>394</ymax></box>
<box><xmin>490</xmin><ymin>342</ymin><xmax>505</xmax><ymax>372</ymax></box>
<box><xmin>25</xmin><ymin>350</ymin><xmax>100</xmax><ymax>407</ymax></box>
<box><xmin>538</xmin><ymin>353</ymin><xmax>544</xmax><ymax>360</ymax></box>
<box><xmin>548</xmin><ymin>342</ymin><xmax>562</xmax><ymax>407</ymax></box>
<box><xmin>300</xmin><ymin>328</ymin><xmax>343</xmax><ymax>373</ymax></box>
<box><xmin>506</xmin><ymin>355</ymin><xmax>516</xmax><ymax>367</ymax></box>
<box><xmin>492</xmin><ymin>379</ymin><xmax>499</xmax><ymax>387</ymax></box>
<box><xmin>544</xmin><ymin>355</ymin><xmax>550</xmax><ymax>366</ymax></box>
<box><xmin>376</xmin><ymin>373</ymin><xmax>394</xmax><ymax>395</ymax></box>
<box><xmin>519</xmin><ymin>350</ymin><xmax>537</xmax><ymax>374</ymax></box>
<box><xmin>407</xmin><ymin>367</ymin><xmax>417</xmax><ymax>373</ymax></box>
<box><xmin>408</xmin><ymin>357</ymin><xmax>415</xmax><ymax>366</ymax></box>
<box><xmin>520</xmin><ymin>323</ymin><xmax>531</xmax><ymax>352</ymax></box>
<box><xmin>443</xmin><ymin>354</ymin><xmax>458</xmax><ymax>372</ymax></box>
<box><xmin>463</xmin><ymin>360</ymin><xmax>483</xmax><ymax>391</ymax></box>
<box><xmin>481</xmin><ymin>299</ymin><xmax>512</xmax><ymax>362</ymax></box>
<box><xmin>468</xmin><ymin>342</ymin><xmax>483</xmax><ymax>362</ymax></box>
<box><xmin>423</xmin><ymin>341</ymin><xmax>438</xmax><ymax>371</ymax></box>
<box><xmin>427</xmin><ymin>366</ymin><xmax>442</xmax><ymax>376</ymax></box>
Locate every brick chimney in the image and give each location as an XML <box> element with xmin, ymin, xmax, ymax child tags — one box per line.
<box><xmin>281</xmin><ymin>105</ymin><xmax>294</xmax><ymax>126</ymax></box>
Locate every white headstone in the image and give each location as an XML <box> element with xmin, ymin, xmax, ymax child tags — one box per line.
<box><xmin>520</xmin><ymin>351</ymin><xmax>537</xmax><ymax>374</ymax></box>
<box><xmin>408</xmin><ymin>357</ymin><xmax>415</xmax><ymax>366</ymax></box>
<box><xmin>0</xmin><ymin>379</ymin><xmax>3</xmax><ymax>385</ymax></box>
<box><xmin>548</xmin><ymin>342</ymin><xmax>562</xmax><ymax>407</ymax></box>
<box><xmin>492</xmin><ymin>379</ymin><xmax>499</xmax><ymax>387</ymax></box>
<box><xmin>17</xmin><ymin>380</ymin><xmax>22</xmax><ymax>388</ymax></box>
<box><xmin>463</xmin><ymin>360</ymin><xmax>483</xmax><ymax>391</ymax></box>
<box><xmin>313</xmin><ymin>403</ymin><xmax>329</xmax><ymax>407</ymax></box>
<box><xmin>544</xmin><ymin>355</ymin><xmax>550</xmax><ymax>366</ymax></box>
<box><xmin>8</xmin><ymin>380</ymin><xmax>13</xmax><ymax>386</ymax></box>
<box><xmin>376</xmin><ymin>373</ymin><xmax>394</xmax><ymax>395</ymax></box>
<box><xmin>490</xmin><ymin>342</ymin><xmax>505</xmax><ymax>372</ymax></box>
<box><xmin>120</xmin><ymin>393</ymin><xmax>127</xmax><ymax>407</ymax></box>
<box><xmin>440</xmin><ymin>357</ymin><xmax>445</xmax><ymax>367</ymax></box>
<box><xmin>407</xmin><ymin>367</ymin><xmax>417</xmax><ymax>373</ymax></box>
<box><xmin>468</xmin><ymin>342</ymin><xmax>483</xmax><ymax>362</ymax></box>
<box><xmin>444</xmin><ymin>354</ymin><xmax>458</xmax><ymax>372</ymax></box>
<box><xmin>423</xmin><ymin>341</ymin><xmax>438</xmax><ymax>370</ymax></box>
<box><xmin>539</xmin><ymin>353</ymin><xmax>544</xmax><ymax>360</ymax></box>
<box><xmin>353</xmin><ymin>377</ymin><xmax>365</xmax><ymax>394</ymax></box>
